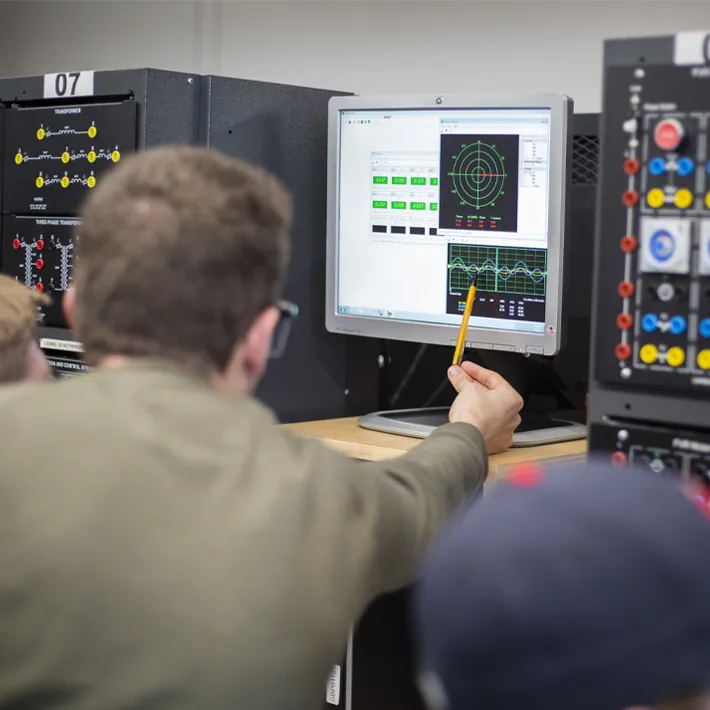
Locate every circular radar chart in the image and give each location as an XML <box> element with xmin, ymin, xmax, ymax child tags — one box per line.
<box><xmin>449</xmin><ymin>141</ymin><xmax>507</xmax><ymax>209</ymax></box>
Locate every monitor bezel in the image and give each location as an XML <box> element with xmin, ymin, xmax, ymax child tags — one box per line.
<box><xmin>325</xmin><ymin>93</ymin><xmax>573</xmax><ymax>357</ymax></box>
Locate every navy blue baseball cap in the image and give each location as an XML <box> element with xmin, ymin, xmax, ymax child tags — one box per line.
<box><xmin>414</xmin><ymin>462</ymin><xmax>710</xmax><ymax>710</ymax></box>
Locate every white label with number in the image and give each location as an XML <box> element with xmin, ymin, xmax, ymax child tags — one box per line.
<box><xmin>325</xmin><ymin>664</ymin><xmax>341</xmax><ymax>705</ymax></box>
<box><xmin>43</xmin><ymin>71</ymin><xmax>95</xmax><ymax>99</ymax></box>
<box><xmin>674</xmin><ymin>31</ymin><xmax>710</xmax><ymax>66</ymax></box>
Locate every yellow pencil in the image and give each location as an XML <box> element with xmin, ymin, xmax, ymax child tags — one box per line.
<box><xmin>452</xmin><ymin>271</ymin><xmax>478</xmax><ymax>367</ymax></box>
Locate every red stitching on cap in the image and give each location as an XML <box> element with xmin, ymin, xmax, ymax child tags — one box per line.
<box><xmin>507</xmin><ymin>463</ymin><xmax>543</xmax><ymax>487</ymax></box>
<box><xmin>682</xmin><ymin>481</ymin><xmax>710</xmax><ymax>521</ymax></box>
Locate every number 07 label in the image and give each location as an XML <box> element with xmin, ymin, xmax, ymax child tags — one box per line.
<box><xmin>674</xmin><ymin>31</ymin><xmax>710</xmax><ymax>66</ymax></box>
<box><xmin>43</xmin><ymin>71</ymin><xmax>95</xmax><ymax>100</ymax></box>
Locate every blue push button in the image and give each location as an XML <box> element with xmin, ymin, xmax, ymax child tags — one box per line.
<box><xmin>642</xmin><ymin>313</ymin><xmax>659</xmax><ymax>332</ymax></box>
<box><xmin>670</xmin><ymin>315</ymin><xmax>687</xmax><ymax>334</ymax></box>
<box><xmin>677</xmin><ymin>157</ymin><xmax>695</xmax><ymax>177</ymax></box>
<box><xmin>700</xmin><ymin>318</ymin><xmax>710</xmax><ymax>338</ymax></box>
<box><xmin>649</xmin><ymin>157</ymin><xmax>666</xmax><ymax>176</ymax></box>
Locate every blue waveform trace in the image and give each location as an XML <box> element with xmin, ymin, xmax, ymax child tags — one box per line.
<box><xmin>449</xmin><ymin>256</ymin><xmax>546</xmax><ymax>283</ymax></box>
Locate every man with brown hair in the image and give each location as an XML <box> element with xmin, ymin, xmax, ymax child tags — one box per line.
<box><xmin>0</xmin><ymin>275</ymin><xmax>51</xmax><ymax>383</ymax></box>
<box><xmin>0</xmin><ymin>146</ymin><xmax>522</xmax><ymax>710</ymax></box>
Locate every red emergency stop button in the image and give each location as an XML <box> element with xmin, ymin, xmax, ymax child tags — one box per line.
<box><xmin>654</xmin><ymin>118</ymin><xmax>684</xmax><ymax>152</ymax></box>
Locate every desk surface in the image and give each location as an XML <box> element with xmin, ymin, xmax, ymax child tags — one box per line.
<box><xmin>283</xmin><ymin>417</ymin><xmax>587</xmax><ymax>478</ymax></box>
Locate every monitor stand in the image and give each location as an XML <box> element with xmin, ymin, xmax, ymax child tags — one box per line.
<box><xmin>357</xmin><ymin>407</ymin><xmax>586</xmax><ymax>447</ymax></box>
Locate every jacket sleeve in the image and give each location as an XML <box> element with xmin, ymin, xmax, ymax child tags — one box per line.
<box><xmin>277</xmin><ymin>422</ymin><xmax>487</xmax><ymax>609</ymax></box>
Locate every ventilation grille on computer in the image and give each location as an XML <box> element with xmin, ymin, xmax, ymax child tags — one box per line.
<box><xmin>572</xmin><ymin>134</ymin><xmax>599</xmax><ymax>186</ymax></box>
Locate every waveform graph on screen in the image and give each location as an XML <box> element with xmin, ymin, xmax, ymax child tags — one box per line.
<box><xmin>447</xmin><ymin>243</ymin><xmax>546</xmax><ymax>298</ymax></box>
<box><xmin>439</xmin><ymin>134</ymin><xmax>519</xmax><ymax>233</ymax></box>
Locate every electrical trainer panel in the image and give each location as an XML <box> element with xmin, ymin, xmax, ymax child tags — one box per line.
<box><xmin>0</xmin><ymin>100</ymin><xmax>137</xmax><ymax>330</ymax></box>
<box><xmin>3</xmin><ymin>101</ymin><xmax>137</xmax><ymax>215</ymax></box>
<box><xmin>1</xmin><ymin>216</ymin><xmax>79</xmax><ymax>328</ymax></box>
<box><xmin>588</xmin><ymin>31</ymin><xmax>710</xmax><ymax>482</ymax></box>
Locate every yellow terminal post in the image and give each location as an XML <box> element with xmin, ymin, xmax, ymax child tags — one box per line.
<box><xmin>640</xmin><ymin>344</ymin><xmax>658</xmax><ymax>364</ymax></box>
<box><xmin>61</xmin><ymin>152</ymin><xmax>70</xmax><ymax>164</ymax></box>
<box><xmin>698</xmin><ymin>349</ymin><xmax>710</xmax><ymax>371</ymax></box>
<box><xmin>666</xmin><ymin>346</ymin><xmax>685</xmax><ymax>367</ymax></box>
<box><xmin>36</xmin><ymin>128</ymin><xmax>45</xmax><ymax>140</ymax></box>
<box><xmin>675</xmin><ymin>188</ymin><xmax>694</xmax><ymax>209</ymax></box>
<box><xmin>705</xmin><ymin>192</ymin><xmax>710</xmax><ymax>210</ymax></box>
<box><xmin>647</xmin><ymin>188</ymin><xmax>665</xmax><ymax>209</ymax></box>
<box><xmin>87</xmin><ymin>176</ymin><xmax>96</xmax><ymax>189</ymax></box>
<box><xmin>14</xmin><ymin>152</ymin><xmax>23</xmax><ymax>165</ymax></box>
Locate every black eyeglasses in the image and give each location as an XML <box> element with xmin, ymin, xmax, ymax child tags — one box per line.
<box><xmin>270</xmin><ymin>300</ymin><xmax>299</xmax><ymax>359</ymax></box>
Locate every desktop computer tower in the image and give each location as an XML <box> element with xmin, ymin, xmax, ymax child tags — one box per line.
<box><xmin>0</xmin><ymin>69</ymin><xmax>379</xmax><ymax>422</ymax></box>
<box><xmin>587</xmin><ymin>32</ymin><xmax>710</xmax><ymax>478</ymax></box>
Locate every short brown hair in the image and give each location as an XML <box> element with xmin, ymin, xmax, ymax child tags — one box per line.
<box><xmin>73</xmin><ymin>146</ymin><xmax>293</xmax><ymax>372</ymax></box>
<box><xmin>0</xmin><ymin>275</ymin><xmax>49</xmax><ymax>383</ymax></box>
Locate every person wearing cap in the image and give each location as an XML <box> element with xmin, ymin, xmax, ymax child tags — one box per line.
<box><xmin>0</xmin><ymin>274</ymin><xmax>52</xmax><ymax>384</ymax></box>
<box><xmin>414</xmin><ymin>462</ymin><xmax>710</xmax><ymax>710</ymax></box>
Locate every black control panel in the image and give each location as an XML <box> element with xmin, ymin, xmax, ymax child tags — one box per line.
<box><xmin>0</xmin><ymin>98</ymin><xmax>136</xmax><ymax>343</ymax></box>
<box><xmin>3</xmin><ymin>101</ymin><xmax>137</xmax><ymax>216</ymax></box>
<box><xmin>1</xmin><ymin>216</ymin><xmax>79</xmax><ymax>328</ymax></box>
<box><xmin>589</xmin><ymin>32</ymin><xmax>710</xmax><ymax>469</ymax></box>
<box><xmin>589</xmin><ymin>419</ymin><xmax>710</xmax><ymax>485</ymax></box>
<box><xmin>593</xmin><ymin>57</ymin><xmax>710</xmax><ymax>391</ymax></box>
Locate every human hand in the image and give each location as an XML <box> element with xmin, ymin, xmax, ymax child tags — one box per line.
<box><xmin>448</xmin><ymin>361</ymin><xmax>523</xmax><ymax>454</ymax></box>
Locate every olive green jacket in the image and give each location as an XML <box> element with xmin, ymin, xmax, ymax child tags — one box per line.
<box><xmin>0</xmin><ymin>360</ymin><xmax>487</xmax><ymax>709</ymax></box>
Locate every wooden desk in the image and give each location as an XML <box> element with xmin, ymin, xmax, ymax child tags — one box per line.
<box><xmin>284</xmin><ymin>416</ymin><xmax>587</xmax><ymax>480</ymax></box>
<box><xmin>284</xmin><ymin>417</ymin><xmax>588</xmax><ymax>710</ymax></box>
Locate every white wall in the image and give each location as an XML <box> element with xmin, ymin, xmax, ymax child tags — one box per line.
<box><xmin>1</xmin><ymin>0</ymin><xmax>710</xmax><ymax>112</ymax></box>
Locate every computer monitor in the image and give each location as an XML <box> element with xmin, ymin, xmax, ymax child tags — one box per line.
<box><xmin>325</xmin><ymin>93</ymin><xmax>573</xmax><ymax>357</ymax></box>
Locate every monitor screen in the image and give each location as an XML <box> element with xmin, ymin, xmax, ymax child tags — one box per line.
<box><xmin>326</xmin><ymin>94</ymin><xmax>571</xmax><ymax>356</ymax></box>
